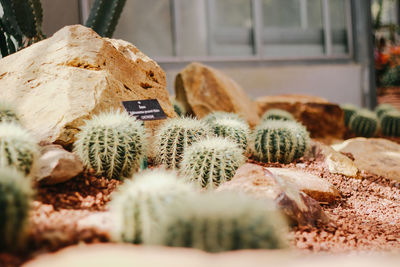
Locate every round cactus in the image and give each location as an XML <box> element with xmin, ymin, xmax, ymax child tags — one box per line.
<box><xmin>251</xmin><ymin>120</ymin><xmax>310</xmax><ymax>164</ymax></box>
<box><xmin>151</xmin><ymin>192</ymin><xmax>288</xmax><ymax>252</ymax></box>
<box><xmin>0</xmin><ymin>167</ymin><xmax>33</xmax><ymax>251</ymax></box>
<box><xmin>261</xmin><ymin>109</ymin><xmax>295</xmax><ymax>122</ymax></box>
<box><xmin>340</xmin><ymin>103</ymin><xmax>358</xmax><ymax>126</ymax></box>
<box><xmin>74</xmin><ymin>110</ymin><xmax>147</xmax><ymax>180</ymax></box>
<box><xmin>349</xmin><ymin>109</ymin><xmax>378</xmax><ymax>138</ymax></box>
<box><xmin>0</xmin><ymin>101</ymin><xmax>20</xmax><ymax>124</ymax></box>
<box><xmin>181</xmin><ymin>137</ymin><xmax>246</xmax><ymax>190</ymax></box>
<box><xmin>380</xmin><ymin>110</ymin><xmax>400</xmax><ymax>137</ymax></box>
<box><xmin>170</xmin><ymin>97</ymin><xmax>186</xmax><ymax>117</ymax></box>
<box><xmin>0</xmin><ymin>123</ymin><xmax>38</xmax><ymax>175</ymax></box>
<box><xmin>155</xmin><ymin>117</ymin><xmax>211</xmax><ymax>169</ymax></box>
<box><xmin>375</xmin><ymin>103</ymin><xmax>397</xmax><ymax>119</ymax></box>
<box><xmin>202</xmin><ymin>111</ymin><xmax>244</xmax><ymax>125</ymax></box>
<box><xmin>109</xmin><ymin>169</ymin><xmax>194</xmax><ymax>244</ymax></box>
<box><xmin>210</xmin><ymin>117</ymin><xmax>250</xmax><ymax>151</ymax></box>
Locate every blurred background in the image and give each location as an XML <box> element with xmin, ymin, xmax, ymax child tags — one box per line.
<box><xmin>38</xmin><ymin>0</ymin><xmax>394</xmax><ymax>108</ymax></box>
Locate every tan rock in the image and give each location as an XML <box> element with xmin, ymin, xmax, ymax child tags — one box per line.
<box><xmin>333</xmin><ymin>137</ymin><xmax>400</xmax><ymax>181</ymax></box>
<box><xmin>0</xmin><ymin>25</ymin><xmax>175</xmax><ymax>148</ymax></box>
<box><xmin>175</xmin><ymin>62</ymin><xmax>260</xmax><ymax>127</ymax></box>
<box><xmin>255</xmin><ymin>94</ymin><xmax>345</xmax><ymax>139</ymax></box>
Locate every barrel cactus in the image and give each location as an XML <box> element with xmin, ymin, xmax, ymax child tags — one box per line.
<box><xmin>74</xmin><ymin>110</ymin><xmax>147</xmax><ymax>180</ymax></box>
<box><xmin>348</xmin><ymin>109</ymin><xmax>378</xmax><ymax>138</ymax></box>
<box><xmin>251</xmin><ymin>120</ymin><xmax>310</xmax><ymax>164</ymax></box>
<box><xmin>0</xmin><ymin>122</ymin><xmax>37</xmax><ymax>175</ymax></box>
<box><xmin>375</xmin><ymin>103</ymin><xmax>397</xmax><ymax>119</ymax></box>
<box><xmin>380</xmin><ymin>110</ymin><xmax>400</xmax><ymax>137</ymax></box>
<box><xmin>181</xmin><ymin>137</ymin><xmax>245</xmax><ymax>190</ymax></box>
<box><xmin>210</xmin><ymin>117</ymin><xmax>250</xmax><ymax>151</ymax></box>
<box><xmin>0</xmin><ymin>167</ymin><xmax>33</xmax><ymax>251</ymax></box>
<box><xmin>340</xmin><ymin>103</ymin><xmax>358</xmax><ymax>126</ymax></box>
<box><xmin>170</xmin><ymin>97</ymin><xmax>186</xmax><ymax>117</ymax></box>
<box><xmin>155</xmin><ymin>117</ymin><xmax>211</xmax><ymax>169</ymax></box>
<box><xmin>0</xmin><ymin>101</ymin><xmax>20</xmax><ymax>124</ymax></box>
<box><xmin>151</xmin><ymin>192</ymin><xmax>288</xmax><ymax>252</ymax></box>
<box><xmin>203</xmin><ymin>111</ymin><xmax>244</xmax><ymax>125</ymax></box>
<box><xmin>261</xmin><ymin>109</ymin><xmax>295</xmax><ymax>122</ymax></box>
<box><xmin>110</xmin><ymin>169</ymin><xmax>194</xmax><ymax>244</ymax></box>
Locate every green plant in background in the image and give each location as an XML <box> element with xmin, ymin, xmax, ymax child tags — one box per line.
<box><xmin>74</xmin><ymin>110</ymin><xmax>147</xmax><ymax>180</ymax></box>
<box><xmin>155</xmin><ymin>117</ymin><xmax>211</xmax><ymax>169</ymax></box>
<box><xmin>0</xmin><ymin>167</ymin><xmax>33</xmax><ymax>251</ymax></box>
<box><xmin>0</xmin><ymin>122</ymin><xmax>37</xmax><ymax>175</ymax></box>
<box><xmin>181</xmin><ymin>137</ymin><xmax>245</xmax><ymax>190</ymax></box>
<box><xmin>349</xmin><ymin>109</ymin><xmax>378</xmax><ymax>137</ymax></box>
<box><xmin>202</xmin><ymin>111</ymin><xmax>244</xmax><ymax>125</ymax></box>
<box><xmin>340</xmin><ymin>103</ymin><xmax>358</xmax><ymax>126</ymax></box>
<box><xmin>261</xmin><ymin>109</ymin><xmax>295</xmax><ymax>122</ymax></box>
<box><xmin>170</xmin><ymin>96</ymin><xmax>186</xmax><ymax>117</ymax></box>
<box><xmin>210</xmin><ymin>117</ymin><xmax>250</xmax><ymax>152</ymax></box>
<box><xmin>379</xmin><ymin>110</ymin><xmax>400</xmax><ymax>136</ymax></box>
<box><xmin>110</xmin><ymin>169</ymin><xmax>194</xmax><ymax>244</ymax></box>
<box><xmin>150</xmin><ymin>192</ymin><xmax>288</xmax><ymax>252</ymax></box>
<box><xmin>251</xmin><ymin>120</ymin><xmax>310</xmax><ymax>164</ymax></box>
<box><xmin>375</xmin><ymin>103</ymin><xmax>397</xmax><ymax>118</ymax></box>
<box><xmin>0</xmin><ymin>101</ymin><xmax>20</xmax><ymax>124</ymax></box>
<box><xmin>85</xmin><ymin>0</ymin><xmax>127</xmax><ymax>38</ymax></box>
<box><xmin>381</xmin><ymin>65</ymin><xmax>400</xmax><ymax>87</ymax></box>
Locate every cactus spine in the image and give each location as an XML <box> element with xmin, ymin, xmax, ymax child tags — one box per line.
<box><xmin>0</xmin><ymin>101</ymin><xmax>20</xmax><ymax>124</ymax></box>
<box><xmin>85</xmin><ymin>0</ymin><xmax>127</xmax><ymax>38</ymax></box>
<box><xmin>110</xmin><ymin>169</ymin><xmax>194</xmax><ymax>244</ymax></box>
<box><xmin>340</xmin><ymin>104</ymin><xmax>358</xmax><ymax>126</ymax></box>
<box><xmin>74</xmin><ymin>110</ymin><xmax>147</xmax><ymax>180</ymax></box>
<box><xmin>151</xmin><ymin>192</ymin><xmax>288</xmax><ymax>252</ymax></box>
<box><xmin>0</xmin><ymin>167</ymin><xmax>33</xmax><ymax>251</ymax></box>
<box><xmin>348</xmin><ymin>109</ymin><xmax>378</xmax><ymax>137</ymax></box>
<box><xmin>181</xmin><ymin>137</ymin><xmax>245</xmax><ymax>190</ymax></box>
<box><xmin>380</xmin><ymin>110</ymin><xmax>400</xmax><ymax>137</ymax></box>
<box><xmin>261</xmin><ymin>109</ymin><xmax>295</xmax><ymax>122</ymax></box>
<box><xmin>210</xmin><ymin>117</ymin><xmax>250</xmax><ymax>151</ymax></box>
<box><xmin>155</xmin><ymin>117</ymin><xmax>211</xmax><ymax>169</ymax></box>
<box><xmin>375</xmin><ymin>103</ymin><xmax>397</xmax><ymax>119</ymax></box>
<box><xmin>0</xmin><ymin>123</ymin><xmax>37</xmax><ymax>175</ymax></box>
<box><xmin>251</xmin><ymin>120</ymin><xmax>310</xmax><ymax>164</ymax></box>
<box><xmin>203</xmin><ymin>111</ymin><xmax>244</xmax><ymax>125</ymax></box>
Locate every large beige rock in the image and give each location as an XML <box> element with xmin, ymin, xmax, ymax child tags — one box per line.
<box><xmin>0</xmin><ymin>25</ymin><xmax>175</xmax><ymax>148</ymax></box>
<box><xmin>255</xmin><ymin>94</ymin><xmax>345</xmax><ymax>139</ymax></box>
<box><xmin>333</xmin><ymin>138</ymin><xmax>400</xmax><ymax>181</ymax></box>
<box><xmin>175</xmin><ymin>62</ymin><xmax>260</xmax><ymax>127</ymax></box>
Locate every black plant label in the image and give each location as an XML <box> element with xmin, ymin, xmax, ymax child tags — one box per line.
<box><xmin>122</xmin><ymin>99</ymin><xmax>167</xmax><ymax>121</ymax></box>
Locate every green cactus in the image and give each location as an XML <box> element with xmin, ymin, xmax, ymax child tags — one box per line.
<box><xmin>261</xmin><ymin>109</ymin><xmax>295</xmax><ymax>122</ymax></box>
<box><xmin>155</xmin><ymin>117</ymin><xmax>211</xmax><ymax>169</ymax></box>
<box><xmin>209</xmin><ymin>117</ymin><xmax>250</xmax><ymax>152</ymax></box>
<box><xmin>379</xmin><ymin>110</ymin><xmax>400</xmax><ymax>137</ymax></box>
<box><xmin>340</xmin><ymin>104</ymin><xmax>358</xmax><ymax>126</ymax></box>
<box><xmin>0</xmin><ymin>101</ymin><xmax>20</xmax><ymax>124</ymax></box>
<box><xmin>73</xmin><ymin>110</ymin><xmax>147</xmax><ymax>180</ymax></box>
<box><xmin>85</xmin><ymin>0</ymin><xmax>127</xmax><ymax>38</ymax></box>
<box><xmin>170</xmin><ymin>97</ymin><xmax>186</xmax><ymax>117</ymax></box>
<box><xmin>203</xmin><ymin>111</ymin><xmax>244</xmax><ymax>125</ymax></box>
<box><xmin>0</xmin><ymin>123</ymin><xmax>37</xmax><ymax>175</ymax></box>
<box><xmin>0</xmin><ymin>167</ymin><xmax>33</xmax><ymax>251</ymax></box>
<box><xmin>375</xmin><ymin>103</ymin><xmax>397</xmax><ymax>119</ymax></box>
<box><xmin>251</xmin><ymin>120</ymin><xmax>310</xmax><ymax>164</ymax></box>
<box><xmin>181</xmin><ymin>137</ymin><xmax>245</xmax><ymax>190</ymax></box>
<box><xmin>110</xmin><ymin>169</ymin><xmax>194</xmax><ymax>244</ymax></box>
<box><xmin>11</xmin><ymin>0</ymin><xmax>43</xmax><ymax>39</ymax></box>
<box><xmin>349</xmin><ymin>109</ymin><xmax>378</xmax><ymax>137</ymax></box>
<box><xmin>151</xmin><ymin>192</ymin><xmax>288</xmax><ymax>252</ymax></box>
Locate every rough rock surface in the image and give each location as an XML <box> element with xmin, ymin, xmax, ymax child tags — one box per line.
<box><xmin>0</xmin><ymin>25</ymin><xmax>175</xmax><ymax>148</ymax></box>
<box><xmin>333</xmin><ymin>137</ymin><xmax>400</xmax><ymax>181</ymax></box>
<box><xmin>255</xmin><ymin>94</ymin><xmax>345</xmax><ymax>139</ymax></box>
<box><xmin>175</xmin><ymin>62</ymin><xmax>260</xmax><ymax>127</ymax></box>
<box><xmin>217</xmin><ymin>163</ymin><xmax>329</xmax><ymax>226</ymax></box>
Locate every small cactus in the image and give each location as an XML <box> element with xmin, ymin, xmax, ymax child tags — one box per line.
<box><xmin>380</xmin><ymin>110</ymin><xmax>400</xmax><ymax>137</ymax></box>
<box><xmin>349</xmin><ymin>109</ymin><xmax>378</xmax><ymax>137</ymax></box>
<box><xmin>0</xmin><ymin>167</ymin><xmax>33</xmax><ymax>251</ymax></box>
<box><xmin>203</xmin><ymin>111</ymin><xmax>244</xmax><ymax>125</ymax></box>
<box><xmin>0</xmin><ymin>101</ymin><xmax>20</xmax><ymax>124</ymax></box>
<box><xmin>340</xmin><ymin>104</ymin><xmax>358</xmax><ymax>126</ymax></box>
<box><xmin>210</xmin><ymin>117</ymin><xmax>250</xmax><ymax>151</ymax></box>
<box><xmin>155</xmin><ymin>117</ymin><xmax>211</xmax><ymax>169</ymax></box>
<box><xmin>74</xmin><ymin>110</ymin><xmax>147</xmax><ymax>180</ymax></box>
<box><xmin>110</xmin><ymin>169</ymin><xmax>194</xmax><ymax>244</ymax></box>
<box><xmin>170</xmin><ymin>97</ymin><xmax>186</xmax><ymax>117</ymax></box>
<box><xmin>0</xmin><ymin>122</ymin><xmax>37</xmax><ymax>175</ymax></box>
<box><xmin>181</xmin><ymin>137</ymin><xmax>245</xmax><ymax>190</ymax></box>
<box><xmin>261</xmin><ymin>109</ymin><xmax>295</xmax><ymax>122</ymax></box>
<box><xmin>151</xmin><ymin>192</ymin><xmax>288</xmax><ymax>252</ymax></box>
<box><xmin>375</xmin><ymin>103</ymin><xmax>397</xmax><ymax>118</ymax></box>
<box><xmin>251</xmin><ymin>120</ymin><xmax>310</xmax><ymax>164</ymax></box>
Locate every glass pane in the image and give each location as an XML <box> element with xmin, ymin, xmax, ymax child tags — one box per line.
<box><xmin>330</xmin><ymin>0</ymin><xmax>349</xmax><ymax>54</ymax></box>
<box><xmin>262</xmin><ymin>0</ymin><xmax>324</xmax><ymax>58</ymax></box>
<box><xmin>113</xmin><ymin>0</ymin><xmax>173</xmax><ymax>57</ymax></box>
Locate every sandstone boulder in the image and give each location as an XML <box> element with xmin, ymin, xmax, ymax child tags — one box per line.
<box><xmin>255</xmin><ymin>94</ymin><xmax>345</xmax><ymax>139</ymax></box>
<box><xmin>175</xmin><ymin>62</ymin><xmax>260</xmax><ymax>127</ymax></box>
<box><xmin>0</xmin><ymin>25</ymin><xmax>175</xmax><ymax>148</ymax></box>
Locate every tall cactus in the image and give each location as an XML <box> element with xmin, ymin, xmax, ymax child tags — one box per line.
<box><xmin>85</xmin><ymin>0</ymin><xmax>127</xmax><ymax>38</ymax></box>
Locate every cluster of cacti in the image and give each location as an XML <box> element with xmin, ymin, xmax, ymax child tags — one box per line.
<box><xmin>209</xmin><ymin>117</ymin><xmax>250</xmax><ymax>151</ymax></box>
<box><xmin>375</xmin><ymin>103</ymin><xmax>397</xmax><ymax>118</ymax></box>
<box><xmin>0</xmin><ymin>101</ymin><xmax>20</xmax><ymax>124</ymax></box>
<box><xmin>181</xmin><ymin>137</ymin><xmax>245</xmax><ymax>190</ymax></box>
<box><xmin>340</xmin><ymin>103</ymin><xmax>358</xmax><ymax>126</ymax></box>
<box><xmin>203</xmin><ymin>111</ymin><xmax>244</xmax><ymax>125</ymax></box>
<box><xmin>110</xmin><ymin>169</ymin><xmax>194</xmax><ymax>244</ymax></box>
<box><xmin>170</xmin><ymin>96</ymin><xmax>186</xmax><ymax>117</ymax></box>
<box><xmin>73</xmin><ymin>110</ymin><xmax>147</xmax><ymax>180</ymax></box>
<box><xmin>251</xmin><ymin>120</ymin><xmax>310</xmax><ymax>164</ymax></box>
<box><xmin>379</xmin><ymin>110</ymin><xmax>400</xmax><ymax>137</ymax></box>
<box><xmin>85</xmin><ymin>0</ymin><xmax>127</xmax><ymax>38</ymax></box>
<box><xmin>155</xmin><ymin>117</ymin><xmax>210</xmax><ymax>169</ymax></box>
<box><xmin>0</xmin><ymin>167</ymin><xmax>33</xmax><ymax>251</ymax></box>
<box><xmin>348</xmin><ymin>109</ymin><xmax>378</xmax><ymax>138</ymax></box>
<box><xmin>261</xmin><ymin>109</ymin><xmax>295</xmax><ymax>122</ymax></box>
<box><xmin>151</xmin><ymin>192</ymin><xmax>288</xmax><ymax>252</ymax></box>
<box><xmin>0</xmin><ymin>122</ymin><xmax>37</xmax><ymax>175</ymax></box>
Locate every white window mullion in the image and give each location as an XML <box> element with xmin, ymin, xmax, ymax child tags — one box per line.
<box><xmin>322</xmin><ymin>0</ymin><xmax>333</xmax><ymax>56</ymax></box>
